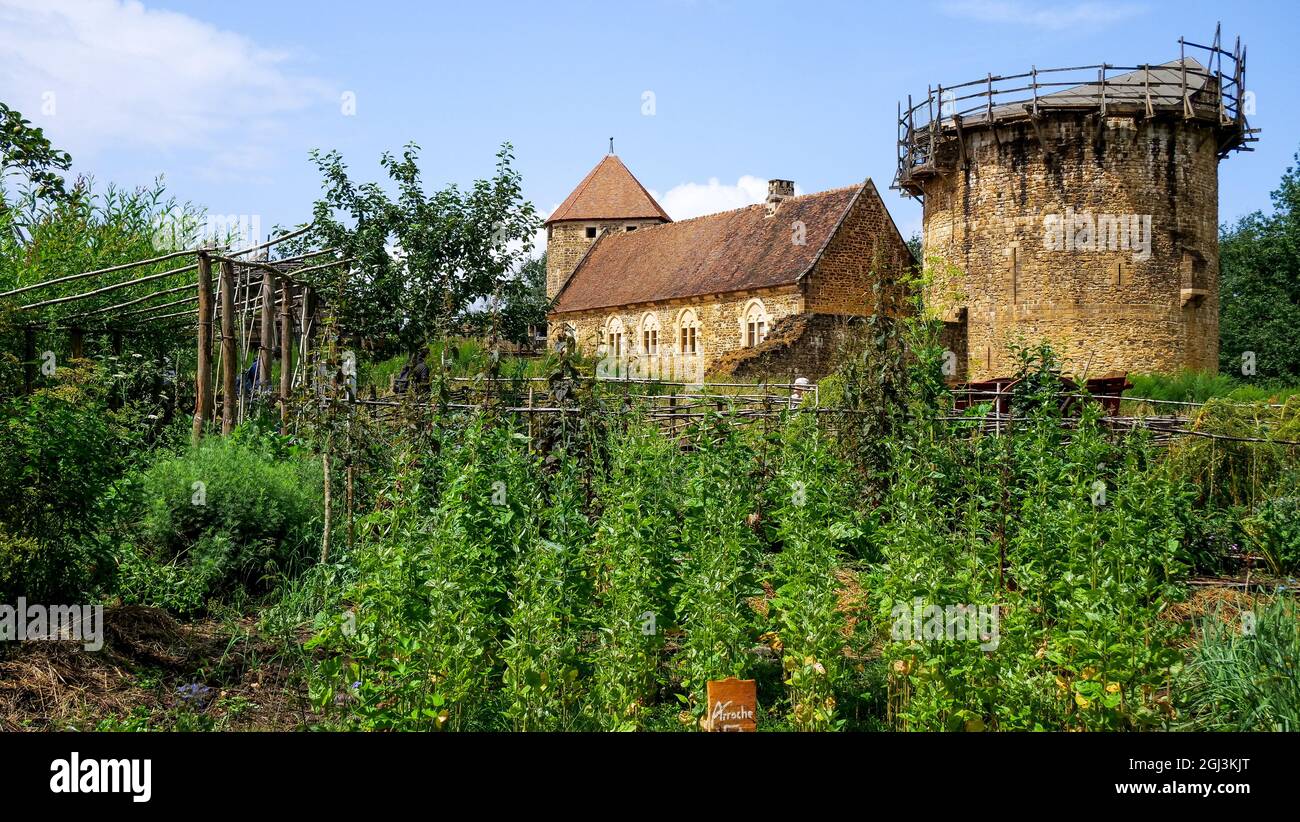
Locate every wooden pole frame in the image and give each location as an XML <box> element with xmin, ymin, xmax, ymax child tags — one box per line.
<box><xmin>280</xmin><ymin>276</ymin><xmax>293</xmax><ymax>432</ymax></box>
<box><xmin>192</xmin><ymin>252</ymin><xmax>214</xmax><ymax>445</ymax></box>
<box><xmin>220</xmin><ymin>257</ymin><xmax>238</xmax><ymax>435</ymax></box>
<box><xmin>257</xmin><ymin>269</ymin><xmax>275</xmax><ymax>393</ymax></box>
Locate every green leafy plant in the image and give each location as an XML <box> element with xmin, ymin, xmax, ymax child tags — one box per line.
<box><xmin>1178</xmin><ymin>597</ymin><xmax>1300</xmax><ymax>731</ymax></box>
<box><xmin>672</xmin><ymin>412</ymin><xmax>760</xmax><ymax>719</ymax></box>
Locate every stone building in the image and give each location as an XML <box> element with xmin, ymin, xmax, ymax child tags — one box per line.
<box><xmin>545</xmin><ymin>153</ymin><xmax>914</xmax><ymax>381</ymax></box>
<box><xmin>897</xmin><ymin>35</ymin><xmax>1255</xmax><ymax>381</ymax></box>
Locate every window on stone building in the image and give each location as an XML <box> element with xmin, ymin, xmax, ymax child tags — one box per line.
<box><xmin>602</xmin><ymin>316</ymin><xmax>625</xmax><ymax>360</ymax></box>
<box><xmin>742</xmin><ymin>299</ymin><xmax>770</xmax><ymax>348</ymax></box>
<box><xmin>1005</xmin><ymin>244</ymin><xmax>1019</xmax><ymax>303</ymax></box>
<box><xmin>626</xmin><ymin>225</ymin><xmax>638</xmax><ymax>232</ymax></box>
<box><xmin>678</xmin><ymin>309</ymin><xmax>700</xmax><ymax>356</ymax></box>
<box><xmin>640</xmin><ymin>312</ymin><xmax>660</xmax><ymax>355</ymax></box>
<box><xmin>585</xmin><ymin>226</ymin><xmax>598</xmax><ymax>239</ymax></box>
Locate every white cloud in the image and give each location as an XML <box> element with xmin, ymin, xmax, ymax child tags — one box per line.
<box><xmin>650</xmin><ymin>175</ymin><xmax>801</xmax><ymax>221</ymax></box>
<box><xmin>0</xmin><ymin>0</ymin><xmax>333</xmax><ymax>173</ymax></box>
<box><xmin>941</xmin><ymin>0</ymin><xmax>1145</xmax><ymax>30</ymax></box>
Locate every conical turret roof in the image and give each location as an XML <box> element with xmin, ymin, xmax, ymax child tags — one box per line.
<box><xmin>545</xmin><ymin>154</ymin><xmax>672</xmax><ymax>225</ymax></box>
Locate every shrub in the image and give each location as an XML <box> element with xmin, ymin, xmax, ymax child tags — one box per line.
<box><xmin>0</xmin><ymin>365</ymin><xmax>125</xmax><ymax>602</ymax></box>
<box><xmin>584</xmin><ymin>419</ymin><xmax>681</xmax><ymax>730</ymax></box>
<box><xmin>310</xmin><ymin>415</ymin><xmax>531</xmax><ymax>731</ymax></box>
<box><xmin>501</xmin><ymin>454</ymin><xmax>583</xmax><ymax>731</ymax></box>
<box><xmin>133</xmin><ymin>433</ymin><xmax>323</xmax><ymax>605</ymax></box>
<box><xmin>767</xmin><ymin>411</ymin><xmax>861</xmax><ymax>730</ymax></box>
<box><xmin>672</xmin><ymin>413</ymin><xmax>761</xmax><ymax>719</ymax></box>
<box><xmin>1244</xmin><ymin>495</ymin><xmax>1300</xmax><ymax>575</ymax></box>
<box><xmin>873</xmin><ymin>348</ymin><xmax>1190</xmax><ymax>731</ymax></box>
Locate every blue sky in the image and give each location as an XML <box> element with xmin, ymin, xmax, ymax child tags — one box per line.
<box><xmin>2</xmin><ymin>0</ymin><xmax>1298</xmax><ymax>247</ymax></box>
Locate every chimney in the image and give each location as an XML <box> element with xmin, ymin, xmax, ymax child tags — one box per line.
<box><xmin>765</xmin><ymin>179</ymin><xmax>794</xmax><ymax>217</ymax></box>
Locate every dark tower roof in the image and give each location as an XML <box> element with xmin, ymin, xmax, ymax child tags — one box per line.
<box><xmin>968</xmin><ymin>58</ymin><xmax>1211</xmax><ymax>126</ymax></box>
<box><xmin>895</xmin><ymin>32</ymin><xmax>1257</xmax><ymax>198</ymax></box>
<box><xmin>545</xmin><ymin>155</ymin><xmax>672</xmax><ymax>226</ymax></box>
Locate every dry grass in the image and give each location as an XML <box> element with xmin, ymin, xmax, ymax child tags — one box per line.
<box><xmin>0</xmin><ymin>605</ymin><xmax>310</xmax><ymax>731</ymax></box>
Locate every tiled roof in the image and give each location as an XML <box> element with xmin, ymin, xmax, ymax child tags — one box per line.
<box><xmin>545</xmin><ymin>155</ymin><xmax>672</xmax><ymax>225</ymax></box>
<box><xmin>551</xmin><ymin>183</ymin><xmax>864</xmax><ymax>314</ymax></box>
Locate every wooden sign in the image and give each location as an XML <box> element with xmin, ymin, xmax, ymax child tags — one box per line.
<box><xmin>704</xmin><ymin>677</ymin><xmax>757</xmax><ymax>732</ymax></box>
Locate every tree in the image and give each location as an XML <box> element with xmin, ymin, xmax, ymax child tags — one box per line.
<box><xmin>304</xmin><ymin>142</ymin><xmax>539</xmax><ymax>354</ymax></box>
<box><xmin>463</xmin><ymin>252</ymin><xmax>550</xmax><ymax>348</ymax></box>
<box><xmin>1219</xmin><ymin>147</ymin><xmax>1300</xmax><ymax>379</ymax></box>
<box><xmin>1</xmin><ymin>102</ymin><xmax>72</xmax><ymax>240</ymax></box>
<box><xmin>906</xmin><ymin>232</ymin><xmax>921</xmax><ymax>263</ymax></box>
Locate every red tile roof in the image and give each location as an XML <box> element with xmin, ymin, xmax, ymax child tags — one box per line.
<box><xmin>551</xmin><ymin>183</ymin><xmax>864</xmax><ymax>314</ymax></box>
<box><xmin>545</xmin><ymin>155</ymin><xmax>672</xmax><ymax>225</ymax></box>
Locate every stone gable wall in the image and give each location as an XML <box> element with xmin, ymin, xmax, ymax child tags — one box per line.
<box><xmin>805</xmin><ymin>182</ymin><xmax>915</xmax><ymax>317</ymax></box>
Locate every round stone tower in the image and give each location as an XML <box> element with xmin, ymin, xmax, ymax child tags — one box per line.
<box><xmin>544</xmin><ymin>152</ymin><xmax>671</xmax><ymax>302</ymax></box>
<box><xmin>896</xmin><ymin>31</ymin><xmax>1255</xmax><ymax>380</ymax></box>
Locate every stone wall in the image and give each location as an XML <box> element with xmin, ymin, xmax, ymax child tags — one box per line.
<box><xmin>920</xmin><ymin>113</ymin><xmax>1222</xmax><ymax>380</ymax></box>
<box><xmin>553</xmin><ymin>286</ymin><xmax>804</xmax><ymax>380</ymax></box>
<box><xmin>939</xmin><ymin>314</ymin><xmax>968</xmax><ymax>382</ymax></box>
<box><xmin>711</xmin><ymin>313</ymin><xmax>867</xmax><ymax>381</ymax></box>
<box><xmin>545</xmin><ymin>219</ymin><xmax>663</xmax><ymax>300</ymax></box>
<box><xmin>805</xmin><ymin>180</ymin><xmax>915</xmax><ymax>316</ymax></box>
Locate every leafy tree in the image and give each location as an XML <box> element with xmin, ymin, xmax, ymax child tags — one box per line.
<box><xmin>463</xmin><ymin>252</ymin><xmax>550</xmax><ymax>348</ymax></box>
<box><xmin>304</xmin><ymin>142</ymin><xmax>539</xmax><ymax>354</ymax></box>
<box><xmin>906</xmin><ymin>232</ymin><xmax>921</xmax><ymax>262</ymax></box>
<box><xmin>1219</xmin><ymin>147</ymin><xmax>1300</xmax><ymax>379</ymax></box>
<box><xmin>1</xmin><ymin>101</ymin><xmax>73</xmax><ymax>242</ymax></box>
<box><xmin>1</xmin><ymin>102</ymin><xmax>71</xmax><ymax>202</ymax></box>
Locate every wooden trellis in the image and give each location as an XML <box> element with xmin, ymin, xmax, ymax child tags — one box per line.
<box><xmin>1</xmin><ymin>224</ymin><xmax>349</xmax><ymax>442</ymax></box>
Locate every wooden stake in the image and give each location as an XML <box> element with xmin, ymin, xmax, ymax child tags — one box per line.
<box><xmin>70</xmin><ymin>327</ymin><xmax>84</xmax><ymax>359</ymax></box>
<box><xmin>23</xmin><ymin>327</ymin><xmax>35</xmax><ymax>394</ymax></box>
<box><xmin>280</xmin><ymin>276</ymin><xmax>293</xmax><ymax>433</ymax></box>
<box><xmin>257</xmin><ymin>268</ymin><xmax>275</xmax><ymax>393</ymax></box>
<box><xmin>193</xmin><ymin>253</ymin><xmax>214</xmax><ymax>445</ymax></box>
<box><xmin>346</xmin><ymin>463</ymin><xmax>355</xmax><ymax>549</ymax></box>
<box><xmin>220</xmin><ymin>257</ymin><xmax>237</xmax><ymax>435</ymax></box>
<box><xmin>321</xmin><ymin>439</ymin><xmax>332</xmax><ymax>564</ymax></box>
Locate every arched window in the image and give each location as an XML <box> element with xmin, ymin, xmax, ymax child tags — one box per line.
<box><xmin>639</xmin><ymin>312</ymin><xmax>661</xmax><ymax>356</ymax></box>
<box><xmin>741</xmin><ymin>299</ymin><xmax>770</xmax><ymax>347</ymax></box>
<box><xmin>601</xmin><ymin>316</ymin><xmax>625</xmax><ymax>359</ymax></box>
<box><xmin>678</xmin><ymin>309</ymin><xmax>700</xmax><ymax>357</ymax></box>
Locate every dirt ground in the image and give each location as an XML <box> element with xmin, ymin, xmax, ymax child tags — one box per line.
<box><xmin>0</xmin><ymin>605</ymin><xmax>312</xmax><ymax>732</ymax></box>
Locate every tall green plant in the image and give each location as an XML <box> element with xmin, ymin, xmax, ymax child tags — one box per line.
<box><xmin>673</xmin><ymin>413</ymin><xmax>761</xmax><ymax>718</ymax></box>
<box><xmin>767</xmin><ymin>411</ymin><xmax>860</xmax><ymax>730</ymax></box>
<box><xmin>584</xmin><ymin>419</ymin><xmax>681</xmax><ymax>730</ymax></box>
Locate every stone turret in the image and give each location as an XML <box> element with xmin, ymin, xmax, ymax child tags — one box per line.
<box><xmin>544</xmin><ymin>153</ymin><xmax>671</xmax><ymax>303</ymax></box>
<box><xmin>897</xmin><ymin>33</ymin><xmax>1256</xmax><ymax>380</ymax></box>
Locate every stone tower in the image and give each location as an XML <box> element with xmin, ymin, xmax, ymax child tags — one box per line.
<box><xmin>544</xmin><ymin>153</ymin><xmax>671</xmax><ymax>302</ymax></box>
<box><xmin>896</xmin><ymin>31</ymin><xmax>1255</xmax><ymax>380</ymax></box>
